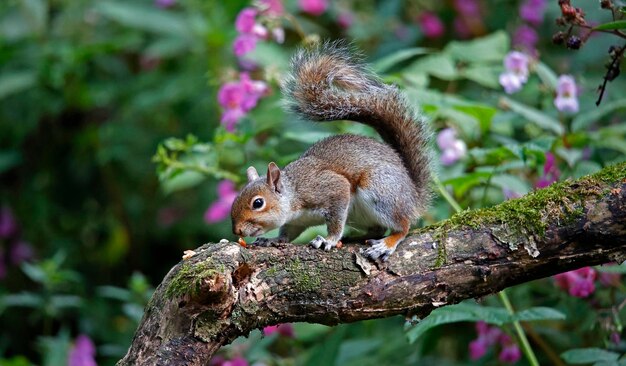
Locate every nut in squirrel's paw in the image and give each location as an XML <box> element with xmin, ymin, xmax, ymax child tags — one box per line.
<box><xmin>364</xmin><ymin>239</ymin><xmax>396</xmax><ymax>261</ymax></box>
<box><xmin>309</xmin><ymin>235</ymin><xmax>338</xmax><ymax>251</ymax></box>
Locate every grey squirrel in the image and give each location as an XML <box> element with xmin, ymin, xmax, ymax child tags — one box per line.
<box><xmin>230</xmin><ymin>41</ymin><xmax>432</xmax><ymax>261</ymax></box>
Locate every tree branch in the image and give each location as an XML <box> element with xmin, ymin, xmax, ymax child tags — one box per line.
<box><xmin>118</xmin><ymin>162</ymin><xmax>626</xmax><ymax>366</ymax></box>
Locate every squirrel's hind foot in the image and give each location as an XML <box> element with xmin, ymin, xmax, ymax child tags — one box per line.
<box><xmin>363</xmin><ymin>239</ymin><xmax>396</xmax><ymax>261</ymax></box>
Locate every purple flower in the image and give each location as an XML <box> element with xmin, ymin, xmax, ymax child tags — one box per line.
<box><xmin>68</xmin><ymin>334</ymin><xmax>97</xmax><ymax>366</ymax></box>
<box><xmin>299</xmin><ymin>0</ymin><xmax>328</xmax><ymax>16</ymax></box>
<box><xmin>210</xmin><ymin>356</ymin><xmax>249</xmax><ymax>366</ymax></box>
<box><xmin>519</xmin><ymin>0</ymin><xmax>547</xmax><ymax>26</ymax></box>
<box><xmin>0</xmin><ymin>248</ymin><xmax>6</xmax><ymax>279</ymax></box>
<box><xmin>204</xmin><ymin>180</ymin><xmax>238</xmax><ymax>223</ymax></box>
<box><xmin>263</xmin><ymin>323</ymin><xmax>295</xmax><ymax>337</ymax></box>
<box><xmin>235</xmin><ymin>8</ymin><xmax>258</xmax><ymax>34</ymax></box>
<box><xmin>437</xmin><ymin>128</ymin><xmax>466</xmax><ymax>165</ymax></box>
<box><xmin>9</xmin><ymin>240</ymin><xmax>33</xmax><ymax>265</ymax></box>
<box><xmin>503</xmin><ymin>188</ymin><xmax>523</xmax><ymax>200</ymax></box>
<box><xmin>554</xmin><ymin>75</ymin><xmax>579</xmax><ymax>114</ymax></box>
<box><xmin>499</xmin><ymin>51</ymin><xmax>530</xmax><ymax>94</ymax></box>
<box><xmin>499</xmin><ymin>343</ymin><xmax>522</xmax><ymax>363</ymax></box>
<box><xmin>454</xmin><ymin>0</ymin><xmax>480</xmax><ymax>16</ymax></box>
<box><xmin>513</xmin><ymin>25</ymin><xmax>539</xmax><ymax>53</ymax></box>
<box><xmin>154</xmin><ymin>0</ymin><xmax>175</xmax><ymax>8</ymax></box>
<box><xmin>554</xmin><ymin>267</ymin><xmax>597</xmax><ymax>298</ymax></box>
<box><xmin>0</xmin><ymin>206</ymin><xmax>17</xmax><ymax>239</ymax></box>
<box><xmin>499</xmin><ymin>72</ymin><xmax>525</xmax><ymax>94</ymax></box>
<box><xmin>417</xmin><ymin>12</ymin><xmax>445</xmax><ymax>39</ymax></box>
<box><xmin>504</xmin><ymin>51</ymin><xmax>530</xmax><ymax>82</ymax></box>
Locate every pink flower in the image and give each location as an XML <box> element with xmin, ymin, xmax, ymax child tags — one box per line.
<box><xmin>599</xmin><ymin>269</ymin><xmax>621</xmax><ymax>288</ymax></box>
<box><xmin>272</xmin><ymin>27</ymin><xmax>285</xmax><ymax>43</ymax></box>
<box><xmin>217</xmin><ymin>73</ymin><xmax>269</xmax><ymax>131</ymax></box>
<box><xmin>210</xmin><ymin>356</ymin><xmax>249</xmax><ymax>366</ymax></box>
<box><xmin>259</xmin><ymin>0</ymin><xmax>284</xmax><ymax>16</ymax></box>
<box><xmin>468</xmin><ymin>322</ymin><xmax>504</xmax><ymax>360</ymax></box>
<box><xmin>263</xmin><ymin>324</ymin><xmax>295</xmax><ymax>337</ymax></box>
<box><xmin>233</xmin><ymin>34</ymin><xmax>258</xmax><ymax>57</ymax></box>
<box><xmin>154</xmin><ymin>0</ymin><xmax>175</xmax><ymax>8</ymax></box>
<box><xmin>0</xmin><ymin>206</ymin><xmax>17</xmax><ymax>239</ymax></box>
<box><xmin>437</xmin><ymin>128</ymin><xmax>466</xmax><ymax>166</ymax></box>
<box><xmin>554</xmin><ymin>75</ymin><xmax>579</xmax><ymax>114</ymax></box>
<box><xmin>417</xmin><ymin>12</ymin><xmax>445</xmax><ymax>39</ymax></box>
<box><xmin>68</xmin><ymin>334</ymin><xmax>97</xmax><ymax>366</ymax></box>
<box><xmin>235</xmin><ymin>8</ymin><xmax>258</xmax><ymax>34</ymax></box>
<box><xmin>337</xmin><ymin>11</ymin><xmax>354</xmax><ymax>29</ymax></box>
<box><xmin>499</xmin><ymin>72</ymin><xmax>525</xmax><ymax>94</ymax></box>
<box><xmin>519</xmin><ymin>0</ymin><xmax>547</xmax><ymax>26</ymax></box>
<box><xmin>469</xmin><ymin>337</ymin><xmax>489</xmax><ymax>360</ymax></box>
<box><xmin>535</xmin><ymin>152</ymin><xmax>560</xmax><ymax>188</ymax></box>
<box><xmin>299</xmin><ymin>0</ymin><xmax>327</xmax><ymax>16</ymax></box>
<box><xmin>499</xmin><ymin>343</ymin><xmax>522</xmax><ymax>363</ymax></box>
<box><xmin>204</xmin><ymin>181</ymin><xmax>238</xmax><ymax>223</ymax></box>
<box><xmin>554</xmin><ymin>267</ymin><xmax>597</xmax><ymax>298</ymax></box>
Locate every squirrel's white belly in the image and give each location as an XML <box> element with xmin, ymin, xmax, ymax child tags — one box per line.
<box><xmin>348</xmin><ymin>188</ymin><xmax>387</xmax><ymax>229</ymax></box>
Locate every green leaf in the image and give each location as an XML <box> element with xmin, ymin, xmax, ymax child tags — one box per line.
<box><xmin>454</xmin><ymin>104</ymin><xmax>497</xmax><ymax>134</ymax></box>
<box><xmin>0</xmin><ymin>150</ymin><xmax>22</xmax><ymax>174</ymax></box>
<box><xmin>596</xmin><ymin>263</ymin><xmax>626</xmax><ymax>273</ymax></box>
<box><xmin>593</xmin><ymin>20</ymin><xmax>626</xmax><ymax>30</ymax></box>
<box><xmin>0</xmin><ymin>71</ymin><xmax>36</xmax><ymax>99</ymax></box>
<box><xmin>283</xmin><ymin>131</ymin><xmax>334</xmax><ymax>144</ymax></box>
<box><xmin>96</xmin><ymin>1</ymin><xmax>192</xmax><ymax>37</ymax></box>
<box><xmin>535</xmin><ymin>62</ymin><xmax>559</xmax><ymax>89</ymax></box>
<box><xmin>19</xmin><ymin>0</ymin><xmax>47</xmax><ymax>34</ymax></box>
<box><xmin>406</xmin><ymin>302</ymin><xmax>511</xmax><ymax>343</ymax></box>
<box><xmin>407</xmin><ymin>54</ymin><xmax>457</xmax><ymax>80</ymax></box>
<box><xmin>445</xmin><ymin>31</ymin><xmax>509</xmax><ymax>63</ymax></box>
<box><xmin>513</xmin><ymin>307</ymin><xmax>566</xmax><ymax>322</ymax></box>
<box><xmin>500</xmin><ymin>96</ymin><xmax>564</xmax><ymax>135</ymax></box>
<box><xmin>373</xmin><ymin>47</ymin><xmax>431</xmax><ymax>73</ymax></box>
<box><xmin>161</xmin><ymin>170</ymin><xmax>206</xmax><ymax>194</ymax></box>
<box><xmin>305</xmin><ymin>326</ymin><xmax>346</xmax><ymax>366</ymax></box>
<box><xmin>461</xmin><ymin>65</ymin><xmax>501</xmax><ymax>88</ymax></box>
<box><xmin>490</xmin><ymin>174</ymin><xmax>531</xmax><ymax>195</ymax></box>
<box><xmin>443</xmin><ymin>171</ymin><xmax>492</xmax><ymax>196</ymax></box>
<box><xmin>572</xmin><ymin>99</ymin><xmax>626</xmax><ymax>132</ymax></box>
<box><xmin>573</xmin><ymin>161</ymin><xmax>602</xmax><ymax>178</ymax></box>
<box><xmin>561</xmin><ymin>348</ymin><xmax>620</xmax><ymax>364</ymax></box>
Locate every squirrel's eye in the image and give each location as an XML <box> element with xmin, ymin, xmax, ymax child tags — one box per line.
<box><xmin>252</xmin><ymin>198</ymin><xmax>264</xmax><ymax>209</ymax></box>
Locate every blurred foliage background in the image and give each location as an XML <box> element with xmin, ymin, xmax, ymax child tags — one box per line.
<box><xmin>1</xmin><ymin>0</ymin><xmax>626</xmax><ymax>365</ymax></box>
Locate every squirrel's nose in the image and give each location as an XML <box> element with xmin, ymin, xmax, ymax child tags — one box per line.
<box><xmin>233</xmin><ymin>225</ymin><xmax>242</xmax><ymax>236</ymax></box>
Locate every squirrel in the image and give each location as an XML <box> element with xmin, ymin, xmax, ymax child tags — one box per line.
<box><xmin>230</xmin><ymin>41</ymin><xmax>432</xmax><ymax>261</ymax></box>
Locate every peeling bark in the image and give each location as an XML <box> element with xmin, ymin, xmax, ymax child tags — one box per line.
<box><xmin>118</xmin><ymin>163</ymin><xmax>626</xmax><ymax>366</ymax></box>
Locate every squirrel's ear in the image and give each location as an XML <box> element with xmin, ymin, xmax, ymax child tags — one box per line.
<box><xmin>267</xmin><ymin>162</ymin><xmax>283</xmax><ymax>194</ymax></box>
<box><xmin>246</xmin><ymin>166</ymin><xmax>259</xmax><ymax>182</ymax></box>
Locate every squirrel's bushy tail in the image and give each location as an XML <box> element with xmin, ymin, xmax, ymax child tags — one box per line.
<box><xmin>282</xmin><ymin>41</ymin><xmax>432</xmax><ymax>206</ymax></box>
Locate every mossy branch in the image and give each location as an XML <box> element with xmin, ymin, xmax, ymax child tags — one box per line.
<box><xmin>118</xmin><ymin>162</ymin><xmax>626</xmax><ymax>366</ymax></box>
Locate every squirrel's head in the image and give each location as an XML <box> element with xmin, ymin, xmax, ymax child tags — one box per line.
<box><xmin>231</xmin><ymin>162</ymin><xmax>288</xmax><ymax>238</ymax></box>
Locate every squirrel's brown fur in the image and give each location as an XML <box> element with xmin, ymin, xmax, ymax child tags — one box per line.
<box><xmin>231</xmin><ymin>41</ymin><xmax>432</xmax><ymax>261</ymax></box>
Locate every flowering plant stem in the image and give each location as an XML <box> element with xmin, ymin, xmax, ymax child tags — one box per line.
<box><xmin>434</xmin><ymin>177</ymin><xmax>540</xmax><ymax>366</ymax></box>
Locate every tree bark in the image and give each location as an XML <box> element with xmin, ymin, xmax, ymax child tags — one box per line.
<box><xmin>118</xmin><ymin>162</ymin><xmax>626</xmax><ymax>366</ymax></box>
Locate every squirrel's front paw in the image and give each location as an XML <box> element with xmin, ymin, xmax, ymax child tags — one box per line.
<box><xmin>309</xmin><ymin>235</ymin><xmax>337</xmax><ymax>251</ymax></box>
<box><xmin>363</xmin><ymin>239</ymin><xmax>395</xmax><ymax>261</ymax></box>
<box><xmin>252</xmin><ymin>237</ymin><xmax>275</xmax><ymax>247</ymax></box>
